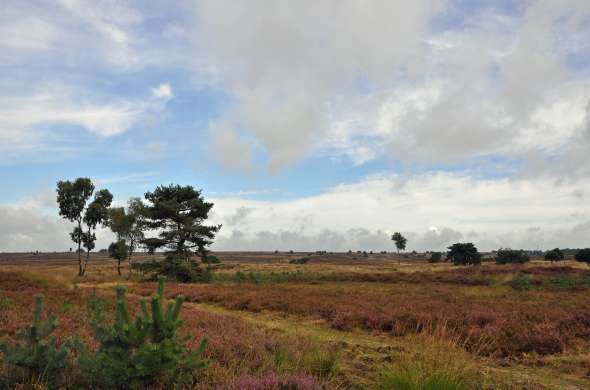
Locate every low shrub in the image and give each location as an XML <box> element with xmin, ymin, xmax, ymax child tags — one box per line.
<box><xmin>74</xmin><ymin>277</ymin><xmax>208</xmax><ymax>388</ymax></box>
<box><xmin>203</xmin><ymin>255</ymin><xmax>221</xmax><ymax>264</ymax></box>
<box><xmin>290</xmin><ymin>257</ymin><xmax>311</xmax><ymax>264</ymax></box>
<box><xmin>428</xmin><ymin>252</ymin><xmax>443</xmax><ymax>263</ymax></box>
<box><xmin>0</xmin><ymin>295</ymin><xmax>69</xmax><ymax>388</ymax></box>
<box><xmin>132</xmin><ymin>255</ymin><xmax>212</xmax><ymax>282</ymax></box>
<box><xmin>376</xmin><ymin>331</ymin><xmax>481</xmax><ymax>390</ymax></box>
<box><xmin>0</xmin><ymin>293</ymin><xmax>13</xmax><ymax>311</ymax></box>
<box><xmin>305</xmin><ymin>348</ymin><xmax>340</xmax><ymax>381</ymax></box>
<box><xmin>509</xmin><ymin>274</ymin><xmax>531</xmax><ymax>290</ymax></box>
<box><xmin>544</xmin><ymin>275</ymin><xmax>578</xmax><ymax>291</ymax></box>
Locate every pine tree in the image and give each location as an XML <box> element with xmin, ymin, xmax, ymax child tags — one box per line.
<box><xmin>0</xmin><ymin>295</ymin><xmax>68</xmax><ymax>388</ymax></box>
<box><xmin>75</xmin><ymin>276</ymin><xmax>208</xmax><ymax>389</ymax></box>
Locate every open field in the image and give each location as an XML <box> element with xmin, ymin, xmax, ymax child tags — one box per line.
<box><xmin>2</xmin><ymin>252</ymin><xmax>590</xmax><ymax>389</ymax></box>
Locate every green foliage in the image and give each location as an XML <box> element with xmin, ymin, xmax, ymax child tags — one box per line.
<box><xmin>0</xmin><ymin>295</ymin><xmax>68</xmax><ymax>388</ymax></box>
<box><xmin>74</xmin><ymin>277</ymin><xmax>208</xmax><ymax>389</ymax></box>
<box><xmin>56</xmin><ymin>178</ymin><xmax>94</xmax><ymax>223</ymax></box>
<box><xmin>108</xmin><ymin>239</ymin><xmax>129</xmax><ymax>275</ymax></box>
<box><xmin>87</xmin><ymin>288</ymin><xmax>108</xmax><ymax>324</ymax></box>
<box><xmin>509</xmin><ymin>274</ymin><xmax>531</xmax><ymax>291</ymax></box>
<box><xmin>428</xmin><ymin>252</ymin><xmax>443</xmax><ymax>263</ymax></box>
<box><xmin>57</xmin><ymin>178</ymin><xmax>112</xmax><ymax>276</ymax></box>
<box><xmin>107</xmin><ymin>198</ymin><xmax>146</xmax><ymax>273</ymax></box>
<box><xmin>545</xmin><ymin>275</ymin><xmax>578</xmax><ymax>291</ymax></box>
<box><xmin>495</xmin><ymin>249</ymin><xmax>530</xmax><ymax>265</ymax></box>
<box><xmin>447</xmin><ymin>243</ymin><xmax>481</xmax><ymax>266</ymax></box>
<box><xmin>575</xmin><ymin>248</ymin><xmax>590</xmax><ymax>266</ymax></box>
<box><xmin>289</xmin><ymin>257</ymin><xmax>311</xmax><ymax>264</ymax></box>
<box><xmin>544</xmin><ymin>248</ymin><xmax>565</xmax><ymax>262</ymax></box>
<box><xmin>305</xmin><ymin>349</ymin><xmax>339</xmax><ymax>381</ymax></box>
<box><xmin>202</xmin><ymin>255</ymin><xmax>220</xmax><ymax>264</ymax></box>
<box><xmin>377</xmin><ymin>363</ymin><xmax>471</xmax><ymax>390</ymax></box>
<box><xmin>142</xmin><ymin>184</ymin><xmax>221</xmax><ymax>261</ymax></box>
<box><xmin>0</xmin><ymin>293</ymin><xmax>13</xmax><ymax>311</ymax></box>
<box><xmin>391</xmin><ymin>232</ymin><xmax>407</xmax><ymax>252</ymax></box>
<box><xmin>133</xmin><ymin>256</ymin><xmax>212</xmax><ymax>283</ymax></box>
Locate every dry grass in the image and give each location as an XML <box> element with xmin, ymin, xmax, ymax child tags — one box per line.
<box><xmin>2</xmin><ymin>254</ymin><xmax>590</xmax><ymax>388</ymax></box>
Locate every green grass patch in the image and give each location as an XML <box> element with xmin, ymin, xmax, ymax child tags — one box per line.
<box><xmin>0</xmin><ymin>293</ymin><xmax>13</xmax><ymax>311</ymax></box>
<box><xmin>508</xmin><ymin>274</ymin><xmax>531</xmax><ymax>291</ymax></box>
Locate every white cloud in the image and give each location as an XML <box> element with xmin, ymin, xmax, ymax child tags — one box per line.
<box><xmin>210</xmin><ymin>172</ymin><xmax>590</xmax><ymax>251</ymax></box>
<box><xmin>151</xmin><ymin>84</ymin><xmax>173</xmax><ymax>101</ymax></box>
<box><xmin>191</xmin><ymin>1</ymin><xmax>590</xmax><ymax>174</ymax></box>
<box><xmin>209</xmin><ymin>121</ymin><xmax>255</xmax><ymax>172</ymax></box>
<box><xmin>0</xmin><ymin>83</ymin><xmax>171</xmax><ymax>163</ymax></box>
<box><xmin>2</xmin><ymin>172</ymin><xmax>589</xmax><ymax>252</ymax></box>
<box><xmin>193</xmin><ymin>0</ymin><xmax>442</xmax><ymax>172</ymax></box>
<box><xmin>0</xmin><ymin>193</ymin><xmax>114</xmax><ymax>252</ymax></box>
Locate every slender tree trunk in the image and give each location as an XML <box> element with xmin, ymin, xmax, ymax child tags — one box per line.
<box><xmin>398</xmin><ymin>248</ymin><xmax>401</xmax><ymax>264</ymax></box>
<box><xmin>77</xmin><ymin>220</ymin><xmax>83</xmax><ymax>276</ymax></box>
<box><xmin>127</xmin><ymin>249</ymin><xmax>134</xmax><ymax>279</ymax></box>
<box><xmin>117</xmin><ymin>259</ymin><xmax>121</xmax><ymax>275</ymax></box>
<box><xmin>83</xmin><ymin>227</ymin><xmax>91</xmax><ymax>276</ymax></box>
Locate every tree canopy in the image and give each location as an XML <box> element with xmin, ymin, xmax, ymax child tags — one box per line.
<box><xmin>142</xmin><ymin>184</ymin><xmax>221</xmax><ymax>261</ymax></box>
<box><xmin>57</xmin><ymin>178</ymin><xmax>112</xmax><ymax>276</ymax></box>
<box><xmin>107</xmin><ymin>197</ymin><xmax>146</xmax><ymax>275</ymax></box>
<box><xmin>447</xmin><ymin>243</ymin><xmax>481</xmax><ymax>265</ymax></box>
<box><xmin>575</xmin><ymin>248</ymin><xmax>590</xmax><ymax>266</ymax></box>
<box><xmin>544</xmin><ymin>248</ymin><xmax>565</xmax><ymax>262</ymax></box>
<box><xmin>495</xmin><ymin>249</ymin><xmax>530</xmax><ymax>265</ymax></box>
<box><xmin>391</xmin><ymin>232</ymin><xmax>407</xmax><ymax>253</ymax></box>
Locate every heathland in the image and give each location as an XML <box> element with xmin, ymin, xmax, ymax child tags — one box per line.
<box><xmin>1</xmin><ymin>251</ymin><xmax>590</xmax><ymax>389</ymax></box>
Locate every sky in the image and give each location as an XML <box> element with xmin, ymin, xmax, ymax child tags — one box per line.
<box><xmin>1</xmin><ymin>0</ymin><xmax>590</xmax><ymax>253</ymax></box>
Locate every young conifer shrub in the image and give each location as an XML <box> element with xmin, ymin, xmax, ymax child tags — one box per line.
<box><xmin>74</xmin><ymin>276</ymin><xmax>208</xmax><ymax>389</ymax></box>
<box><xmin>0</xmin><ymin>295</ymin><xmax>68</xmax><ymax>388</ymax></box>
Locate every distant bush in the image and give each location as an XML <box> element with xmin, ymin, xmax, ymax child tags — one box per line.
<box><xmin>509</xmin><ymin>274</ymin><xmax>531</xmax><ymax>291</ymax></box>
<box><xmin>203</xmin><ymin>254</ymin><xmax>220</xmax><ymax>264</ymax></box>
<box><xmin>290</xmin><ymin>257</ymin><xmax>311</xmax><ymax>264</ymax></box>
<box><xmin>495</xmin><ymin>249</ymin><xmax>530</xmax><ymax>265</ymax></box>
<box><xmin>0</xmin><ymin>295</ymin><xmax>68</xmax><ymax>388</ymax></box>
<box><xmin>447</xmin><ymin>243</ymin><xmax>481</xmax><ymax>265</ymax></box>
<box><xmin>575</xmin><ymin>248</ymin><xmax>590</xmax><ymax>266</ymax></box>
<box><xmin>544</xmin><ymin>248</ymin><xmax>565</xmax><ymax>262</ymax></box>
<box><xmin>428</xmin><ymin>252</ymin><xmax>442</xmax><ymax>263</ymax></box>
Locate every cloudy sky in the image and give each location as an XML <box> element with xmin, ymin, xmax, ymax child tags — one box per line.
<box><xmin>1</xmin><ymin>0</ymin><xmax>590</xmax><ymax>252</ymax></box>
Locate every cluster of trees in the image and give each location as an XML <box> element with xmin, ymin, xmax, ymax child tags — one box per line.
<box><xmin>426</xmin><ymin>243</ymin><xmax>590</xmax><ymax>266</ymax></box>
<box><xmin>57</xmin><ymin>178</ymin><xmax>221</xmax><ymax>279</ymax></box>
<box><xmin>387</xmin><ymin>232</ymin><xmax>590</xmax><ymax>267</ymax></box>
<box><xmin>0</xmin><ymin>278</ymin><xmax>207</xmax><ymax>388</ymax></box>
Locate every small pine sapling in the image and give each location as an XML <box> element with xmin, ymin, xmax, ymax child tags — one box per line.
<box><xmin>75</xmin><ymin>276</ymin><xmax>208</xmax><ymax>388</ymax></box>
<box><xmin>0</xmin><ymin>295</ymin><xmax>68</xmax><ymax>388</ymax></box>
